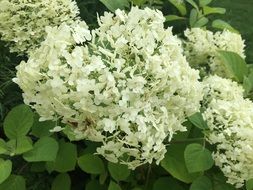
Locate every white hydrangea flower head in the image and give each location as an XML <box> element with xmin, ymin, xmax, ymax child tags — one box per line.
<box><xmin>210</xmin><ymin>30</ymin><xmax>246</xmax><ymax>76</ymax></box>
<box><xmin>184</xmin><ymin>28</ymin><xmax>246</xmax><ymax>77</ymax></box>
<box><xmin>202</xmin><ymin>75</ymin><xmax>244</xmax><ymax>104</ymax></box>
<box><xmin>14</xmin><ymin>7</ymin><xmax>203</xmax><ymax>169</ymax></box>
<box><xmin>203</xmin><ymin>75</ymin><xmax>253</xmax><ymax>188</ymax></box>
<box><xmin>214</xmin><ymin>30</ymin><xmax>246</xmax><ymax>58</ymax></box>
<box><xmin>0</xmin><ymin>0</ymin><xmax>80</xmax><ymax>54</ymax></box>
<box><xmin>184</xmin><ymin>28</ymin><xmax>216</xmax><ymax>66</ymax></box>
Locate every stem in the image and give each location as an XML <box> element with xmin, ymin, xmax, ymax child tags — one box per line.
<box><xmin>149</xmin><ymin>0</ymin><xmax>154</xmax><ymax>6</ymax></box>
<box><xmin>18</xmin><ymin>163</ymin><xmax>29</xmax><ymax>175</ymax></box>
<box><xmin>145</xmin><ymin>165</ymin><xmax>152</xmax><ymax>189</ymax></box>
<box><xmin>168</xmin><ymin>137</ymin><xmax>205</xmax><ymax>145</ymax></box>
<box><xmin>202</xmin><ymin>135</ymin><xmax>206</xmax><ymax>148</ymax></box>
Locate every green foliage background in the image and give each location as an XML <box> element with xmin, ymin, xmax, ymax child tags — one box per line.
<box><xmin>212</xmin><ymin>0</ymin><xmax>253</xmax><ymax>63</ymax></box>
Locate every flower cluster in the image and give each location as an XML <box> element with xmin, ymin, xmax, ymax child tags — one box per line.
<box><xmin>202</xmin><ymin>75</ymin><xmax>244</xmax><ymax>105</ymax></box>
<box><xmin>184</xmin><ymin>28</ymin><xmax>245</xmax><ymax>77</ymax></box>
<box><xmin>14</xmin><ymin>7</ymin><xmax>203</xmax><ymax>169</ymax></box>
<box><xmin>0</xmin><ymin>0</ymin><xmax>80</xmax><ymax>54</ymax></box>
<box><xmin>202</xmin><ymin>75</ymin><xmax>253</xmax><ymax>188</ymax></box>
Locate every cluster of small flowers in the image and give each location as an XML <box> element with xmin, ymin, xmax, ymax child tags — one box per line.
<box><xmin>202</xmin><ymin>75</ymin><xmax>253</xmax><ymax>188</ymax></box>
<box><xmin>202</xmin><ymin>75</ymin><xmax>244</xmax><ymax>105</ymax></box>
<box><xmin>14</xmin><ymin>7</ymin><xmax>203</xmax><ymax>169</ymax></box>
<box><xmin>0</xmin><ymin>0</ymin><xmax>80</xmax><ymax>54</ymax></box>
<box><xmin>184</xmin><ymin>28</ymin><xmax>245</xmax><ymax>77</ymax></box>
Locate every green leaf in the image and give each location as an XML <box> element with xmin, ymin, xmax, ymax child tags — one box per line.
<box><xmin>78</xmin><ymin>154</ymin><xmax>105</xmax><ymax>174</ymax></box>
<box><xmin>190</xmin><ymin>176</ymin><xmax>212</xmax><ymax>190</ymax></box>
<box><xmin>16</xmin><ymin>136</ymin><xmax>33</xmax><ymax>154</ymax></box>
<box><xmin>108</xmin><ymin>162</ymin><xmax>130</xmax><ymax>181</ymax></box>
<box><xmin>165</xmin><ymin>15</ymin><xmax>186</xmax><ymax>22</ymax></box>
<box><xmin>0</xmin><ymin>139</ymin><xmax>7</xmax><ymax>154</ymax></box>
<box><xmin>31</xmin><ymin>114</ymin><xmax>55</xmax><ymax>138</ymax></box>
<box><xmin>203</xmin><ymin>6</ymin><xmax>226</xmax><ymax>15</ymax></box>
<box><xmin>3</xmin><ymin>104</ymin><xmax>34</xmax><ymax>139</ymax></box>
<box><xmin>99</xmin><ymin>171</ymin><xmax>108</xmax><ymax>185</ymax></box>
<box><xmin>86</xmin><ymin>180</ymin><xmax>106</xmax><ymax>190</ymax></box>
<box><xmin>199</xmin><ymin>0</ymin><xmax>212</xmax><ymax>7</ymax></box>
<box><xmin>99</xmin><ymin>0</ymin><xmax>129</xmax><ymax>12</ymax></box>
<box><xmin>244</xmin><ymin>77</ymin><xmax>252</xmax><ymax>94</ymax></box>
<box><xmin>108</xmin><ymin>181</ymin><xmax>122</xmax><ymax>190</ymax></box>
<box><xmin>213</xmin><ymin>184</ymin><xmax>235</xmax><ymax>190</ymax></box>
<box><xmin>212</xmin><ymin>172</ymin><xmax>235</xmax><ymax>190</ymax></box>
<box><xmin>23</xmin><ymin>137</ymin><xmax>59</xmax><ymax>162</ymax></box>
<box><xmin>46</xmin><ymin>139</ymin><xmax>77</xmax><ymax>173</ymax></box>
<box><xmin>0</xmin><ymin>175</ymin><xmax>26</xmax><ymax>190</ymax></box>
<box><xmin>153</xmin><ymin>177</ymin><xmax>184</xmax><ymax>190</ymax></box>
<box><xmin>6</xmin><ymin>140</ymin><xmax>16</xmax><ymax>156</ymax></box>
<box><xmin>161</xmin><ymin>144</ymin><xmax>200</xmax><ymax>183</ymax></box>
<box><xmin>243</xmin><ymin>71</ymin><xmax>253</xmax><ymax>95</ymax></box>
<box><xmin>193</xmin><ymin>17</ymin><xmax>209</xmax><ymax>27</ymax></box>
<box><xmin>189</xmin><ymin>9</ymin><xmax>198</xmax><ymax>27</ymax></box>
<box><xmin>131</xmin><ymin>0</ymin><xmax>146</xmax><ymax>6</ymax></box>
<box><xmin>51</xmin><ymin>173</ymin><xmax>71</xmax><ymax>190</ymax></box>
<box><xmin>246</xmin><ymin>179</ymin><xmax>253</xmax><ymax>190</ymax></box>
<box><xmin>184</xmin><ymin>143</ymin><xmax>214</xmax><ymax>173</ymax></box>
<box><xmin>186</xmin><ymin>0</ymin><xmax>199</xmax><ymax>10</ymax></box>
<box><xmin>247</xmin><ymin>180</ymin><xmax>253</xmax><ymax>190</ymax></box>
<box><xmin>0</xmin><ymin>159</ymin><xmax>12</xmax><ymax>184</ymax></box>
<box><xmin>7</xmin><ymin>136</ymin><xmax>33</xmax><ymax>155</ymax></box>
<box><xmin>168</xmin><ymin>0</ymin><xmax>187</xmax><ymax>15</ymax></box>
<box><xmin>212</xmin><ymin>19</ymin><xmax>238</xmax><ymax>33</ymax></box>
<box><xmin>188</xmin><ymin>112</ymin><xmax>208</xmax><ymax>130</ymax></box>
<box><xmin>219</xmin><ymin>51</ymin><xmax>248</xmax><ymax>82</ymax></box>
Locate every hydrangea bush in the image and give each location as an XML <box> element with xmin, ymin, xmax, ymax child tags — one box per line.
<box><xmin>0</xmin><ymin>0</ymin><xmax>80</xmax><ymax>54</ymax></box>
<box><xmin>1</xmin><ymin>0</ymin><xmax>253</xmax><ymax>189</ymax></box>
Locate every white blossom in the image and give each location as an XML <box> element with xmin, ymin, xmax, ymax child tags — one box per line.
<box><xmin>184</xmin><ymin>28</ymin><xmax>245</xmax><ymax>77</ymax></box>
<box><xmin>14</xmin><ymin>7</ymin><xmax>203</xmax><ymax>169</ymax></box>
<box><xmin>202</xmin><ymin>75</ymin><xmax>244</xmax><ymax>105</ymax></box>
<box><xmin>0</xmin><ymin>0</ymin><xmax>80</xmax><ymax>54</ymax></box>
<box><xmin>203</xmin><ymin>75</ymin><xmax>253</xmax><ymax>188</ymax></box>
